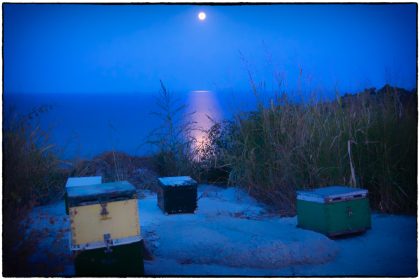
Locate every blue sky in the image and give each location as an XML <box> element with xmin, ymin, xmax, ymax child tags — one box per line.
<box><xmin>4</xmin><ymin>4</ymin><xmax>417</xmax><ymax>95</ymax></box>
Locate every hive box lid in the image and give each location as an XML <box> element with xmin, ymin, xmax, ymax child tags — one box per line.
<box><xmin>67</xmin><ymin>181</ymin><xmax>136</xmax><ymax>206</ymax></box>
<box><xmin>66</xmin><ymin>176</ymin><xmax>102</xmax><ymax>189</ymax></box>
<box><xmin>158</xmin><ymin>176</ymin><xmax>197</xmax><ymax>187</ymax></box>
<box><xmin>297</xmin><ymin>186</ymin><xmax>368</xmax><ymax>203</ymax></box>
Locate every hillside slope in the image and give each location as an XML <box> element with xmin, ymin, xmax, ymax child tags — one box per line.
<box><xmin>26</xmin><ymin>185</ymin><xmax>417</xmax><ymax>276</ymax></box>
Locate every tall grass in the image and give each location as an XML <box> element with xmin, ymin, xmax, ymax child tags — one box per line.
<box><xmin>215</xmin><ymin>85</ymin><xmax>417</xmax><ymax>215</ymax></box>
<box><xmin>147</xmin><ymin>81</ymin><xmax>233</xmax><ymax>183</ymax></box>
<box><xmin>3</xmin><ymin>106</ymin><xmax>66</xmax><ymax>276</ymax></box>
<box><xmin>149</xmin><ymin>81</ymin><xmax>416</xmax><ymax>215</ymax></box>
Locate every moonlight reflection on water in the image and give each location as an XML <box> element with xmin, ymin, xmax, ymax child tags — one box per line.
<box><xmin>187</xmin><ymin>90</ymin><xmax>222</xmax><ymax>155</ymax></box>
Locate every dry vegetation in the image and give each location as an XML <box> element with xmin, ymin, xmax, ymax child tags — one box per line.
<box><xmin>70</xmin><ymin>151</ymin><xmax>160</xmax><ymax>191</ymax></box>
<box><xmin>146</xmin><ymin>80</ymin><xmax>199</xmax><ymax>178</ymax></box>
<box><xmin>2</xmin><ymin>82</ymin><xmax>416</xmax><ymax>275</ymax></box>
<box><xmin>3</xmin><ymin>106</ymin><xmax>68</xmax><ymax>276</ymax></box>
<box><xmin>150</xmin><ymin>84</ymin><xmax>417</xmax><ymax>215</ymax></box>
<box><xmin>224</xmin><ymin>85</ymin><xmax>417</xmax><ymax>214</ymax></box>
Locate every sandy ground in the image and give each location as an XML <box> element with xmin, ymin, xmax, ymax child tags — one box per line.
<box><xmin>26</xmin><ymin>184</ymin><xmax>417</xmax><ymax>276</ymax></box>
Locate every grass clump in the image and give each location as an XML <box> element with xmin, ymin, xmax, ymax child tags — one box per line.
<box><xmin>147</xmin><ymin>81</ymin><xmax>199</xmax><ymax>178</ymax></box>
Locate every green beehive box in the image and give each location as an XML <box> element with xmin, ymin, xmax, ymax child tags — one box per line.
<box><xmin>297</xmin><ymin>186</ymin><xmax>371</xmax><ymax>237</ymax></box>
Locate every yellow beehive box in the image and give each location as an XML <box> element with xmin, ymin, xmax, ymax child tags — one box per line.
<box><xmin>67</xmin><ymin>181</ymin><xmax>141</xmax><ymax>251</ymax></box>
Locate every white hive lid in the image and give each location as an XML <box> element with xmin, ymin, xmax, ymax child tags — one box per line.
<box><xmin>67</xmin><ymin>181</ymin><xmax>135</xmax><ymax>199</ymax></box>
<box><xmin>158</xmin><ymin>176</ymin><xmax>197</xmax><ymax>187</ymax></box>
<box><xmin>297</xmin><ymin>186</ymin><xmax>368</xmax><ymax>203</ymax></box>
<box><xmin>66</xmin><ymin>176</ymin><xmax>102</xmax><ymax>189</ymax></box>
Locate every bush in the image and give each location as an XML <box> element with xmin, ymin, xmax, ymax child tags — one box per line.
<box><xmin>70</xmin><ymin>151</ymin><xmax>160</xmax><ymax>191</ymax></box>
<box><xmin>195</xmin><ymin>120</ymin><xmax>233</xmax><ymax>184</ymax></box>
<box><xmin>3</xmin><ymin>106</ymin><xmax>66</xmax><ymax>276</ymax></box>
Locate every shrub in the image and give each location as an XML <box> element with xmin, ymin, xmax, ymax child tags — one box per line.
<box><xmin>70</xmin><ymin>151</ymin><xmax>160</xmax><ymax>191</ymax></box>
<box><xmin>3</xmin><ymin>105</ymin><xmax>66</xmax><ymax>276</ymax></box>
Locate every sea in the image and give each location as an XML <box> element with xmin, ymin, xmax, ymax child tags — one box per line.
<box><xmin>4</xmin><ymin>90</ymin><xmax>262</xmax><ymax>159</ymax></box>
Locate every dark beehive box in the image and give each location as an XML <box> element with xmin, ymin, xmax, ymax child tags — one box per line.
<box><xmin>157</xmin><ymin>176</ymin><xmax>198</xmax><ymax>214</ymax></box>
<box><xmin>74</xmin><ymin>239</ymin><xmax>144</xmax><ymax>276</ymax></box>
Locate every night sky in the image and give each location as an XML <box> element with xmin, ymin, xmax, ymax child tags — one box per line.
<box><xmin>4</xmin><ymin>4</ymin><xmax>417</xmax><ymax>95</ymax></box>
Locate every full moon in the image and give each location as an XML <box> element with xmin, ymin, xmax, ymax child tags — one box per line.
<box><xmin>198</xmin><ymin>12</ymin><xmax>206</xmax><ymax>21</ymax></box>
